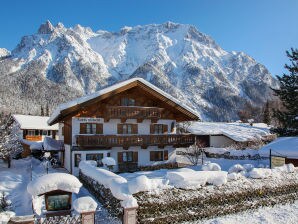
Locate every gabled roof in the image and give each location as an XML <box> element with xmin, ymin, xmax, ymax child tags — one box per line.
<box><xmin>13</xmin><ymin>114</ymin><xmax>59</xmax><ymax>130</ymax></box>
<box><xmin>48</xmin><ymin>78</ymin><xmax>200</xmax><ymax>125</ymax></box>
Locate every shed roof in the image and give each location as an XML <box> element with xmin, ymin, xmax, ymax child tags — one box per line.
<box><xmin>13</xmin><ymin>114</ymin><xmax>58</xmax><ymax>130</ymax></box>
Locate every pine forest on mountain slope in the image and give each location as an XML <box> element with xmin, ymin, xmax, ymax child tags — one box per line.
<box><xmin>0</xmin><ymin>21</ymin><xmax>279</xmax><ymax>121</ymax></box>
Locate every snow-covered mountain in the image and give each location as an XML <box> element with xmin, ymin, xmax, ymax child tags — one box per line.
<box><xmin>0</xmin><ymin>21</ymin><xmax>279</xmax><ymax>121</ymax></box>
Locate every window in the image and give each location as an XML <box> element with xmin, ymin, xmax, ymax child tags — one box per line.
<box><xmin>86</xmin><ymin>153</ymin><xmax>104</xmax><ymax>167</ymax></box>
<box><xmin>42</xmin><ymin>130</ymin><xmax>47</xmax><ymax>135</ymax></box>
<box><xmin>118</xmin><ymin>124</ymin><xmax>137</xmax><ymax>134</ymax></box>
<box><xmin>150</xmin><ymin>150</ymin><xmax>168</xmax><ymax>161</ymax></box>
<box><xmin>121</xmin><ymin>98</ymin><xmax>135</xmax><ymax>106</ymax></box>
<box><xmin>47</xmin><ymin>130</ymin><xmax>52</xmax><ymax>136</ymax></box>
<box><xmin>154</xmin><ymin>124</ymin><xmax>164</xmax><ymax>134</ymax></box>
<box><xmin>86</xmin><ymin>123</ymin><xmax>96</xmax><ymax>134</ymax></box>
<box><xmin>107</xmin><ymin>152</ymin><xmax>111</xmax><ymax>157</ymax></box>
<box><xmin>151</xmin><ymin>124</ymin><xmax>168</xmax><ymax>134</ymax></box>
<box><xmin>74</xmin><ymin>154</ymin><xmax>81</xmax><ymax>167</ymax></box>
<box><xmin>123</xmin><ymin>152</ymin><xmax>133</xmax><ymax>162</ymax></box>
<box><xmin>80</xmin><ymin>123</ymin><xmax>103</xmax><ymax>134</ymax></box>
<box><xmin>28</xmin><ymin>130</ymin><xmax>35</xmax><ymax>136</ymax></box>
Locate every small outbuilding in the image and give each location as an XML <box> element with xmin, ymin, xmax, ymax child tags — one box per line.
<box><xmin>187</xmin><ymin>122</ymin><xmax>275</xmax><ymax>148</ymax></box>
<box><xmin>259</xmin><ymin>137</ymin><xmax>298</xmax><ymax>166</ymax></box>
<box><xmin>27</xmin><ymin>173</ymin><xmax>82</xmax><ymax>217</ymax></box>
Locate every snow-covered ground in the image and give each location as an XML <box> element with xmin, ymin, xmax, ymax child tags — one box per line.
<box><xmin>0</xmin><ymin>158</ymin><xmax>121</xmax><ymax>223</ymax></box>
<box><xmin>188</xmin><ymin>200</ymin><xmax>298</xmax><ymax>224</ymax></box>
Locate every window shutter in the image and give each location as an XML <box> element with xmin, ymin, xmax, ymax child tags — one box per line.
<box><xmin>80</xmin><ymin>123</ymin><xmax>87</xmax><ymax>134</ymax></box>
<box><xmin>132</xmin><ymin>124</ymin><xmax>138</xmax><ymax>134</ymax></box>
<box><xmin>163</xmin><ymin>124</ymin><xmax>168</xmax><ymax>134</ymax></box>
<box><xmin>118</xmin><ymin>152</ymin><xmax>123</xmax><ymax>163</ymax></box>
<box><xmin>164</xmin><ymin>150</ymin><xmax>168</xmax><ymax>160</ymax></box>
<box><xmin>150</xmin><ymin>151</ymin><xmax>154</xmax><ymax>161</ymax></box>
<box><xmin>96</xmin><ymin>124</ymin><xmax>103</xmax><ymax>134</ymax></box>
<box><xmin>171</xmin><ymin>122</ymin><xmax>175</xmax><ymax>132</ymax></box>
<box><xmin>150</xmin><ymin>124</ymin><xmax>154</xmax><ymax>134</ymax></box>
<box><xmin>133</xmin><ymin>151</ymin><xmax>138</xmax><ymax>162</ymax></box>
<box><xmin>117</xmin><ymin>124</ymin><xmax>123</xmax><ymax>134</ymax></box>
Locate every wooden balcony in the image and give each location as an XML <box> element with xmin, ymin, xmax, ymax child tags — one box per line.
<box><xmin>76</xmin><ymin>134</ymin><xmax>195</xmax><ymax>149</ymax></box>
<box><xmin>105</xmin><ymin>106</ymin><xmax>163</xmax><ymax>123</ymax></box>
<box><xmin>25</xmin><ymin>135</ymin><xmax>42</xmax><ymax>141</ymax></box>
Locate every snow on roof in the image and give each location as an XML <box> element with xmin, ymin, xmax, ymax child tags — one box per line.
<box><xmin>48</xmin><ymin>78</ymin><xmax>200</xmax><ymax>124</ymax></box>
<box><xmin>27</xmin><ymin>173</ymin><xmax>82</xmax><ymax>196</ymax></box>
<box><xmin>259</xmin><ymin>137</ymin><xmax>298</xmax><ymax>159</ymax></box>
<box><xmin>13</xmin><ymin>114</ymin><xmax>58</xmax><ymax>130</ymax></box>
<box><xmin>188</xmin><ymin>122</ymin><xmax>271</xmax><ymax>142</ymax></box>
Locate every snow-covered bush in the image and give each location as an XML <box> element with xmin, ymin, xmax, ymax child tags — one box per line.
<box><xmin>228</xmin><ymin>164</ymin><xmax>245</xmax><ymax>174</ymax></box>
<box><xmin>73</xmin><ymin>196</ymin><xmax>98</xmax><ymax>213</ymax></box>
<box><xmin>273</xmin><ymin>164</ymin><xmax>295</xmax><ymax>173</ymax></box>
<box><xmin>227</xmin><ymin>172</ymin><xmax>243</xmax><ymax>181</ymax></box>
<box><xmin>79</xmin><ymin>161</ymin><xmax>137</xmax><ymax>208</ymax></box>
<box><xmin>128</xmin><ymin>175</ymin><xmax>168</xmax><ymax>194</ymax></box>
<box><xmin>166</xmin><ymin>170</ymin><xmax>227</xmax><ymax>189</ymax></box>
<box><xmin>243</xmin><ymin>164</ymin><xmax>255</xmax><ymax>172</ymax></box>
<box><xmin>102</xmin><ymin>157</ymin><xmax>116</xmax><ymax>166</ymax></box>
<box><xmin>202</xmin><ymin>162</ymin><xmax>221</xmax><ymax>171</ymax></box>
<box><xmin>248</xmin><ymin>168</ymin><xmax>272</xmax><ymax>179</ymax></box>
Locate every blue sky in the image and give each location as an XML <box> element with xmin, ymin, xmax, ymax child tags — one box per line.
<box><xmin>1</xmin><ymin>0</ymin><xmax>297</xmax><ymax>76</ymax></box>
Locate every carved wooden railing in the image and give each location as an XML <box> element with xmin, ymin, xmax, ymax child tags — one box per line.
<box><xmin>105</xmin><ymin>106</ymin><xmax>163</xmax><ymax>122</ymax></box>
<box><xmin>76</xmin><ymin>134</ymin><xmax>195</xmax><ymax>149</ymax></box>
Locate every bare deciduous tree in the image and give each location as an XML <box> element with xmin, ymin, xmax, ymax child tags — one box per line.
<box><xmin>183</xmin><ymin>140</ymin><xmax>205</xmax><ymax>166</ymax></box>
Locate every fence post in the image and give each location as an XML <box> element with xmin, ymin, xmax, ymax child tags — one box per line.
<box><xmin>81</xmin><ymin>211</ymin><xmax>95</xmax><ymax>224</ymax></box>
<box><xmin>123</xmin><ymin>207</ymin><xmax>138</xmax><ymax>224</ymax></box>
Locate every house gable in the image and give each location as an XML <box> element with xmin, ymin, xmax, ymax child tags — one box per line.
<box><xmin>49</xmin><ymin>79</ymin><xmax>200</xmax><ymax>125</ymax></box>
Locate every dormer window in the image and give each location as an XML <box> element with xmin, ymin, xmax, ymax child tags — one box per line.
<box><xmin>121</xmin><ymin>98</ymin><xmax>135</xmax><ymax>106</ymax></box>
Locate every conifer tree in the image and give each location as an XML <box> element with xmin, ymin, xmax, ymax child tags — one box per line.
<box><xmin>40</xmin><ymin>105</ymin><xmax>44</xmax><ymax>116</ymax></box>
<box><xmin>45</xmin><ymin>103</ymin><xmax>49</xmax><ymax>116</ymax></box>
<box><xmin>263</xmin><ymin>101</ymin><xmax>271</xmax><ymax>125</ymax></box>
<box><xmin>272</xmin><ymin>48</ymin><xmax>298</xmax><ymax>129</ymax></box>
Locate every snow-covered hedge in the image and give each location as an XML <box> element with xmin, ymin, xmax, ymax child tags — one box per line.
<box><xmin>79</xmin><ymin>161</ymin><xmax>137</xmax><ymax>208</ymax></box>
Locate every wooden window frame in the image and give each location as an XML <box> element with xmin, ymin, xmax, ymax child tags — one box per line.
<box><xmin>86</xmin><ymin>153</ymin><xmax>104</xmax><ymax>167</ymax></box>
<box><xmin>80</xmin><ymin>123</ymin><xmax>103</xmax><ymax>134</ymax></box>
<box><xmin>150</xmin><ymin>150</ymin><xmax>168</xmax><ymax>161</ymax></box>
<box><xmin>121</xmin><ymin>97</ymin><xmax>135</xmax><ymax>106</ymax></box>
<box><xmin>150</xmin><ymin>124</ymin><xmax>168</xmax><ymax>134</ymax></box>
<box><xmin>118</xmin><ymin>124</ymin><xmax>138</xmax><ymax>134</ymax></box>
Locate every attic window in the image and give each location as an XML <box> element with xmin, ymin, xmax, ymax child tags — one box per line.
<box><xmin>121</xmin><ymin>98</ymin><xmax>135</xmax><ymax>106</ymax></box>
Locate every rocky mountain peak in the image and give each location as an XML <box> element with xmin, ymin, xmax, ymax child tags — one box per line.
<box><xmin>38</xmin><ymin>20</ymin><xmax>55</xmax><ymax>34</ymax></box>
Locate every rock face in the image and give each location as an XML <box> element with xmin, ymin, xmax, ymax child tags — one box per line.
<box><xmin>0</xmin><ymin>21</ymin><xmax>279</xmax><ymax>120</ymax></box>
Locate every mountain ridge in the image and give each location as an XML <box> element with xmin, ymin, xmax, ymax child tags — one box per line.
<box><xmin>0</xmin><ymin>21</ymin><xmax>279</xmax><ymax>121</ymax></box>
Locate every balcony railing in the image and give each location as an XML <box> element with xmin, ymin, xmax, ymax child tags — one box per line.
<box><xmin>76</xmin><ymin>134</ymin><xmax>195</xmax><ymax>149</ymax></box>
<box><xmin>105</xmin><ymin>106</ymin><xmax>163</xmax><ymax>122</ymax></box>
<box><xmin>25</xmin><ymin>135</ymin><xmax>42</xmax><ymax>141</ymax></box>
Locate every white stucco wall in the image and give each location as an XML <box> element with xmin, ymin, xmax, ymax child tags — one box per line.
<box><xmin>72</xmin><ymin>150</ymin><xmax>111</xmax><ymax>176</ymax></box>
<box><xmin>210</xmin><ymin>135</ymin><xmax>235</xmax><ymax>148</ymax></box>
